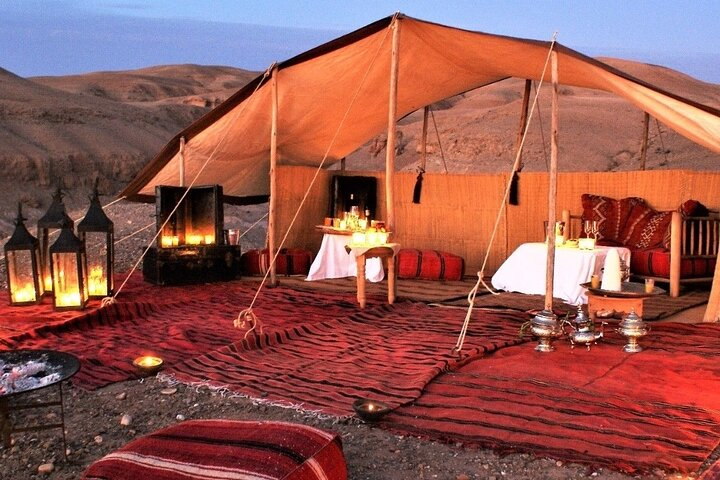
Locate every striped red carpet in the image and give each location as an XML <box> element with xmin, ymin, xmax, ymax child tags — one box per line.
<box><xmin>165</xmin><ymin>303</ymin><xmax>527</xmax><ymax>416</ymax></box>
<box><xmin>385</xmin><ymin>321</ymin><xmax>720</xmax><ymax>475</ymax></box>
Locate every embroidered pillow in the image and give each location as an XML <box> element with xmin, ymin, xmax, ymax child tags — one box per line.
<box><xmin>581</xmin><ymin>194</ymin><xmax>644</xmax><ymax>243</ymax></box>
<box><xmin>622</xmin><ymin>207</ymin><xmax>673</xmax><ymax>250</ymax></box>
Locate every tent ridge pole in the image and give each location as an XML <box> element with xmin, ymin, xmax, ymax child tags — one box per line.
<box><xmin>385</xmin><ymin>16</ymin><xmax>401</xmax><ymax>232</ymax></box>
<box><xmin>179</xmin><ymin>136</ymin><xmax>185</xmax><ymax>187</ymax></box>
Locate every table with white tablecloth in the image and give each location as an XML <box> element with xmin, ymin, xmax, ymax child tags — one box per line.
<box><xmin>490</xmin><ymin>242</ymin><xmax>631</xmax><ymax>304</ymax></box>
<box><xmin>306</xmin><ymin>233</ymin><xmax>384</xmax><ymax>282</ymax></box>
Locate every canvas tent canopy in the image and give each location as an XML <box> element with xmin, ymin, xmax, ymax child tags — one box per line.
<box><xmin>120</xmin><ymin>14</ymin><xmax>720</xmax><ymax>204</ymax></box>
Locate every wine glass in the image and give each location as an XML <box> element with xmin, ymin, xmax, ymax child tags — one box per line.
<box><xmin>590</xmin><ymin>220</ymin><xmax>599</xmax><ymax>240</ymax></box>
<box><xmin>583</xmin><ymin>220</ymin><xmax>592</xmax><ymax>238</ymax></box>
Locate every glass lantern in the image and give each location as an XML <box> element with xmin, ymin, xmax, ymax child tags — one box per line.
<box><xmin>37</xmin><ymin>188</ymin><xmax>74</xmax><ymax>295</ymax></box>
<box><xmin>49</xmin><ymin>221</ymin><xmax>88</xmax><ymax>311</ymax></box>
<box><xmin>4</xmin><ymin>203</ymin><xmax>44</xmax><ymax>305</ymax></box>
<box><xmin>77</xmin><ymin>183</ymin><xmax>114</xmax><ymax>299</ymax></box>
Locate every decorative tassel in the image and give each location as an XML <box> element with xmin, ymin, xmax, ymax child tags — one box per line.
<box><xmin>412</xmin><ymin>171</ymin><xmax>424</xmax><ymax>204</ymax></box>
<box><xmin>509</xmin><ymin>171</ymin><xmax>520</xmax><ymax>205</ymax></box>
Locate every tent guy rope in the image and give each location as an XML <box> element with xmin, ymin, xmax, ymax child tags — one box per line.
<box><xmin>453</xmin><ymin>33</ymin><xmax>558</xmax><ymax>355</ymax></box>
<box><xmin>102</xmin><ymin>68</ymin><xmax>274</xmax><ymax>307</ymax></box>
<box><xmin>234</xmin><ymin>15</ymin><xmax>397</xmax><ymax>337</ymax></box>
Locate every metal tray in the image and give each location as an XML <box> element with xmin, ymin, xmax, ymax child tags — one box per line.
<box><xmin>580</xmin><ymin>281</ymin><xmax>665</xmax><ymax>298</ymax></box>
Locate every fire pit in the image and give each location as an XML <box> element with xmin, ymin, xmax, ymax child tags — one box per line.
<box><xmin>0</xmin><ymin>349</ymin><xmax>80</xmax><ymax>459</ymax></box>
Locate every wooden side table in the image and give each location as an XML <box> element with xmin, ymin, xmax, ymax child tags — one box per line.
<box><xmin>587</xmin><ymin>292</ymin><xmax>646</xmax><ymax>317</ymax></box>
<box><xmin>352</xmin><ymin>245</ymin><xmax>398</xmax><ymax>308</ymax></box>
<box><xmin>585</xmin><ymin>281</ymin><xmax>664</xmax><ymax>318</ymax></box>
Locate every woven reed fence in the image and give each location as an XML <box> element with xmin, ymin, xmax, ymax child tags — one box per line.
<box><xmin>274</xmin><ymin>167</ymin><xmax>719</xmax><ymax>278</ymax></box>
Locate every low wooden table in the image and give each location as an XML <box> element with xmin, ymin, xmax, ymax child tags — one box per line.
<box><xmin>584</xmin><ymin>282</ymin><xmax>665</xmax><ymax>318</ymax></box>
<box><xmin>348</xmin><ymin>245</ymin><xmax>399</xmax><ymax>308</ymax></box>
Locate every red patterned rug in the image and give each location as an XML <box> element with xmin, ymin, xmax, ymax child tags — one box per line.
<box><xmin>0</xmin><ymin>274</ymin><xmax>364</xmax><ymax>389</ymax></box>
<box><xmin>164</xmin><ymin>303</ymin><xmax>527</xmax><ymax>416</ymax></box>
<box><xmin>385</xmin><ymin>321</ymin><xmax>720</xmax><ymax>475</ymax></box>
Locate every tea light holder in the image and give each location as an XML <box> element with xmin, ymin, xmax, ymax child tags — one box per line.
<box><xmin>352</xmin><ymin>398</ymin><xmax>391</xmax><ymax>422</ymax></box>
<box><xmin>132</xmin><ymin>355</ymin><xmax>164</xmax><ymax>375</ymax></box>
<box><xmin>578</xmin><ymin>237</ymin><xmax>596</xmax><ymax>250</ymax></box>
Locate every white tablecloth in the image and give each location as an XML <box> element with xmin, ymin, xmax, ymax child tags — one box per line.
<box><xmin>490</xmin><ymin>242</ymin><xmax>631</xmax><ymax>304</ymax></box>
<box><xmin>306</xmin><ymin>233</ymin><xmax>385</xmax><ymax>282</ymax></box>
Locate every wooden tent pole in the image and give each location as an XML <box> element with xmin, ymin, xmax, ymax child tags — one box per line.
<box><xmin>514</xmin><ymin>80</ymin><xmax>532</xmax><ymax>162</ymax></box>
<box><xmin>705</xmin><ymin>256</ymin><xmax>720</xmax><ymax>321</ymax></box>
<box><xmin>385</xmin><ymin>17</ymin><xmax>401</xmax><ymax>232</ymax></box>
<box><xmin>544</xmin><ymin>50</ymin><xmax>559</xmax><ymax>311</ymax></box>
<box><xmin>268</xmin><ymin>65</ymin><xmax>279</xmax><ymax>286</ymax></box>
<box><xmin>179</xmin><ymin>136</ymin><xmax>186</xmax><ymax>187</ymax></box>
<box><xmin>421</xmin><ymin>106</ymin><xmax>429</xmax><ymax>170</ymax></box>
<box><xmin>639</xmin><ymin>112</ymin><xmax>650</xmax><ymax>170</ymax></box>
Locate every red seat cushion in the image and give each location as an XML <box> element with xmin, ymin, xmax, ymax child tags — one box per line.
<box><xmin>241</xmin><ymin>248</ymin><xmax>313</xmax><ymax>276</ymax></box>
<box><xmin>397</xmin><ymin>249</ymin><xmax>464</xmax><ymax>281</ymax></box>
<box><xmin>631</xmin><ymin>248</ymin><xmax>717</xmax><ymax>279</ymax></box>
<box><xmin>82</xmin><ymin>419</ymin><xmax>347</xmax><ymax>480</ymax></box>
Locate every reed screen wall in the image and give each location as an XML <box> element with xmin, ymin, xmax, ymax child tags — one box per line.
<box><xmin>274</xmin><ymin>168</ymin><xmax>720</xmax><ymax>276</ymax></box>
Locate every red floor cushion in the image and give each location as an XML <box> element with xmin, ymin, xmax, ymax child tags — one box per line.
<box><xmin>631</xmin><ymin>248</ymin><xmax>717</xmax><ymax>279</ymax></box>
<box><xmin>82</xmin><ymin>419</ymin><xmax>347</xmax><ymax>480</ymax></box>
<box><xmin>397</xmin><ymin>248</ymin><xmax>464</xmax><ymax>281</ymax></box>
<box><xmin>241</xmin><ymin>248</ymin><xmax>313</xmax><ymax>276</ymax></box>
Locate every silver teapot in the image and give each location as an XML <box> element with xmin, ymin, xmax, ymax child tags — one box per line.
<box><xmin>565</xmin><ymin>305</ymin><xmax>604</xmax><ymax>350</ymax></box>
<box><xmin>617</xmin><ymin>308</ymin><xmax>650</xmax><ymax>353</ymax></box>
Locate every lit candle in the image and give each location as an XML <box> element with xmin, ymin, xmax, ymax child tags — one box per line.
<box><xmin>172</xmin><ymin>236</ymin><xmax>179</xmax><ymax>246</ymax></box>
<box><xmin>186</xmin><ymin>234</ymin><xmax>203</xmax><ymax>245</ymax></box>
<box><xmin>88</xmin><ymin>266</ymin><xmax>106</xmax><ymax>296</ymax></box>
<box><xmin>367</xmin><ymin>231</ymin><xmax>378</xmax><ymax>244</ymax></box>
<box><xmin>352</xmin><ymin>232</ymin><xmax>366</xmax><ymax>244</ymax></box>
<box><xmin>43</xmin><ymin>275</ymin><xmax>52</xmax><ymax>292</ymax></box>
<box><xmin>377</xmin><ymin>232</ymin><xmax>388</xmax><ymax>244</ymax></box>
<box><xmin>204</xmin><ymin>234</ymin><xmax>215</xmax><ymax>245</ymax></box>
<box><xmin>12</xmin><ymin>283</ymin><xmax>36</xmax><ymax>303</ymax></box>
<box><xmin>161</xmin><ymin>236</ymin><xmax>173</xmax><ymax>248</ymax></box>
<box><xmin>578</xmin><ymin>237</ymin><xmax>596</xmax><ymax>250</ymax></box>
<box><xmin>57</xmin><ymin>292</ymin><xmax>82</xmax><ymax>307</ymax></box>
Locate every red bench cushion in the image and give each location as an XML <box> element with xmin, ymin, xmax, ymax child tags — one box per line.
<box><xmin>82</xmin><ymin>419</ymin><xmax>347</xmax><ymax>480</ymax></box>
<box><xmin>397</xmin><ymin>249</ymin><xmax>464</xmax><ymax>281</ymax></box>
<box><xmin>242</xmin><ymin>248</ymin><xmax>313</xmax><ymax>276</ymax></box>
<box><xmin>631</xmin><ymin>248</ymin><xmax>717</xmax><ymax>279</ymax></box>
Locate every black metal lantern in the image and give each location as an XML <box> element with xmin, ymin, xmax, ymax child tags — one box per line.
<box><xmin>77</xmin><ymin>183</ymin><xmax>114</xmax><ymax>299</ymax></box>
<box><xmin>4</xmin><ymin>203</ymin><xmax>44</xmax><ymax>305</ymax></box>
<box><xmin>37</xmin><ymin>188</ymin><xmax>74</xmax><ymax>295</ymax></box>
<box><xmin>49</xmin><ymin>220</ymin><xmax>88</xmax><ymax>311</ymax></box>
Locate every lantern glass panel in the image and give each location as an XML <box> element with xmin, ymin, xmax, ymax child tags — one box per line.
<box><xmin>84</xmin><ymin>231</ymin><xmax>111</xmax><ymax>297</ymax></box>
<box><xmin>52</xmin><ymin>251</ymin><xmax>87</xmax><ymax>309</ymax></box>
<box><xmin>7</xmin><ymin>250</ymin><xmax>38</xmax><ymax>304</ymax></box>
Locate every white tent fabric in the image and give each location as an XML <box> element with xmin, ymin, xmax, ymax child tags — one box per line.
<box><xmin>121</xmin><ymin>14</ymin><xmax>720</xmax><ymax>203</ymax></box>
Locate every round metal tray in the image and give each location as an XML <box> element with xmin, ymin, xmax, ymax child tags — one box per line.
<box><xmin>0</xmin><ymin>349</ymin><xmax>80</xmax><ymax>398</ymax></box>
<box><xmin>580</xmin><ymin>281</ymin><xmax>665</xmax><ymax>298</ymax></box>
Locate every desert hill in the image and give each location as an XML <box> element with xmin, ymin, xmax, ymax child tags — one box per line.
<box><xmin>345</xmin><ymin>57</ymin><xmax>720</xmax><ymax>174</ymax></box>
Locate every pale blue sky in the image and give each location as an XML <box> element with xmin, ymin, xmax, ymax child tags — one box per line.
<box><xmin>2</xmin><ymin>0</ymin><xmax>718</xmax><ymax>82</ymax></box>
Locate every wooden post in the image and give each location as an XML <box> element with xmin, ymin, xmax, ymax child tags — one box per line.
<box><xmin>385</xmin><ymin>17</ymin><xmax>401</xmax><ymax>233</ymax></box>
<box><xmin>178</xmin><ymin>136</ymin><xmax>186</xmax><ymax>187</ymax></box>
<box><xmin>268</xmin><ymin>66</ymin><xmax>279</xmax><ymax>286</ymax></box>
<box><xmin>514</xmin><ymin>79</ymin><xmax>532</xmax><ymax>164</ymax></box>
<box><xmin>544</xmin><ymin>50</ymin><xmax>559</xmax><ymax>311</ymax></box>
<box><xmin>420</xmin><ymin>106</ymin><xmax>429</xmax><ymax>171</ymax></box>
<box><xmin>639</xmin><ymin>112</ymin><xmax>650</xmax><ymax>170</ymax></box>
<box><xmin>705</xmin><ymin>253</ymin><xmax>720</xmax><ymax>321</ymax></box>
